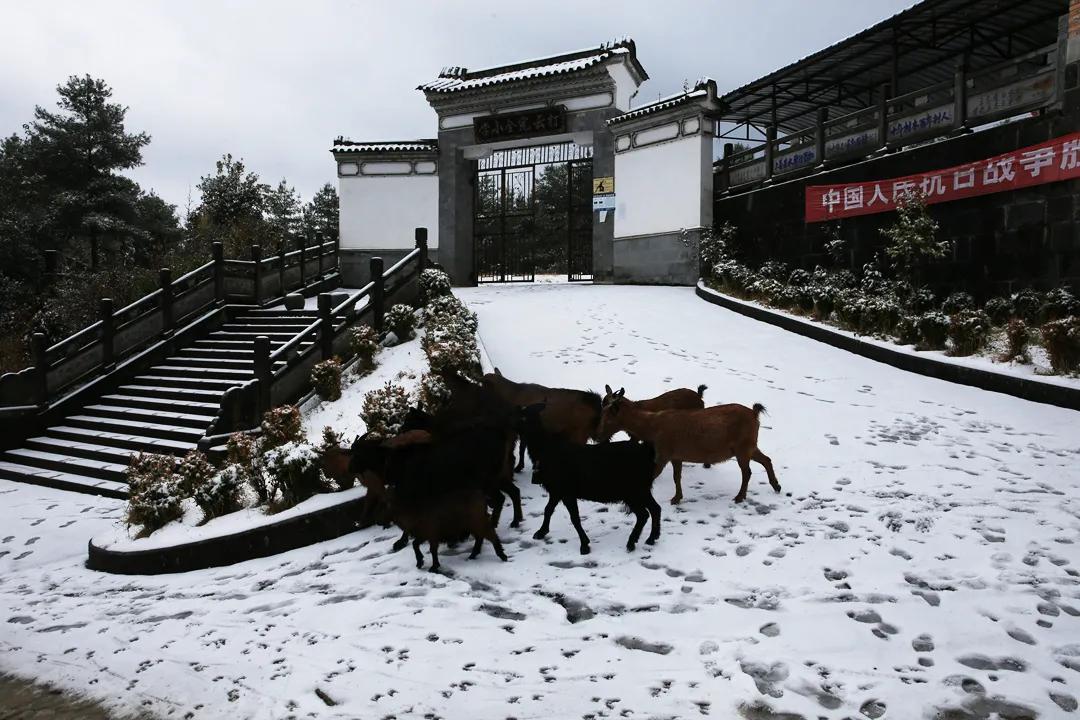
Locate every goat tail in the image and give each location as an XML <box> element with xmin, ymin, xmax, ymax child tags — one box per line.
<box><xmin>752</xmin><ymin>403</ymin><xmax>767</xmax><ymax>417</ymax></box>
<box><xmin>696</xmin><ymin>384</ymin><xmax>707</xmax><ymax>399</ymax></box>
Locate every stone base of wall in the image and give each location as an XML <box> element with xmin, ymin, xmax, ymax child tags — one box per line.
<box><xmin>340</xmin><ymin>248</ymin><xmax>440</xmax><ymax>287</ymax></box>
<box><xmin>612</xmin><ymin>230</ymin><xmax>700</xmax><ymax>285</ymax></box>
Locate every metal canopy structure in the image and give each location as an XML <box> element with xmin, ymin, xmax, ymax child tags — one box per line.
<box><xmin>719</xmin><ymin>0</ymin><xmax>1067</xmax><ymax>138</ymax></box>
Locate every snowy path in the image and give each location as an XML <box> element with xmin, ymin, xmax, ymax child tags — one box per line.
<box><xmin>0</xmin><ymin>283</ymin><xmax>1078</xmax><ymax>719</ymax></box>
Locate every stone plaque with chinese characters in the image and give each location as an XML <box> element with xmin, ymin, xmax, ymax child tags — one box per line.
<box><xmin>473</xmin><ymin>106</ymin><xmax>567</xmax><ymax>143</ymax></box>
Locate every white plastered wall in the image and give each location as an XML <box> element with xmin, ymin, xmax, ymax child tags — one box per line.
<box><xmin>614</xmin><ymin>132</ymin><xmax>710</xmax><ymax>238</ymax></box>
<box><xmin>338</xmin><ymin>173</ymin><xmax>439</xmax><ymax>250</ymax></box>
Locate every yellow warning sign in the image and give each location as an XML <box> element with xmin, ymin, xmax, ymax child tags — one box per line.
<box><xmin>592</xmin><ymin>176</ymin><xmax>615</xmax><ymax>194</ymax></box>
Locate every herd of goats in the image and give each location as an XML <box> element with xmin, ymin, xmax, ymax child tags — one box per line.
<box><xmin>324</xmin><ymin>369</ymin><xmax>781</xmax><ymax>571</ymax></box>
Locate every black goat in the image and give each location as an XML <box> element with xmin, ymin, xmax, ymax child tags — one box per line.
<box><xmin>519</xmin><ymin>403</ymin><xmax>661</xmax><ymax>555</ymax></box>
<box><xmin>349</xmin><ymin>427</ymin><xmax>510</xmax><ymax>571</ymax></box>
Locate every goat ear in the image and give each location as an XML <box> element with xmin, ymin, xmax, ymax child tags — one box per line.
<box><xmin>604</xmin><ymin>384</ymin><xmax>612</xmax><ymax>395</ymax></box>
<box><xmin>616</xmin><ymin>388</ymin><xmax>625</xmax><ymax>397</ymax></box>
<box><xmin>494</xmin><ymin>367</ymin><xmax>503</xmax><ymax>377</ymax></box>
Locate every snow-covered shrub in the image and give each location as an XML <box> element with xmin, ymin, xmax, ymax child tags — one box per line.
<box><xmin>823</xmin><ymin>223</ymin><xmax>847</xmax><ymax>265</ymax></box>
<box><xmin>261</xmin><ymin>405</ymin><xmax>303</xmax><ymax>449</ymax></box>
<box><xmin>861</xmin><ymin>296</ymin><xmax>900</xmax><ymax>337</ymax></box>
<box><xmin>745</xmin><ymin>276</ymin><xmax>784</xmax><ymax>301</ymax></box>
<box><xmin>417</xmin><ymin>372</ymin><xmax>452</xmax><ymax>414</ymax></box>
<box><xmin>1041</xmin><ymin>316</ymin><xmax>1080</xmax><ymax>374</ymax></box>
<box><xmin>905</xmin><ymin>286</ymin><xmax>938</xmax><ymax>315</ymax></box>
<box><xmin>941</xmin><ymin>292</ymin><xmax>974</xmax><ymax>315</ymax></box>
<box><xmin>193</xmin><ymin>465</ymin><xmax>245</xmax><ymax>521</ymax></box>
<box><xmin>424</xmin><ymin>294</ymin><xmax>478</xmax><ymax>334</ymax></box>
<box><xmin>894</xmin><ymin>315</ymin><xmax>920</xmax><ymax>346</ymax></box>
<box><xmin>699</xmin><ymin>222</ymin><xmax>738</xmax><ymax>276</ymax></box>
<box><xmin>758</xmin><ymin>260</ymin><xmax>790</xmax><ymax>281</ymax></box>
<box><xmin>310</xmin><ymin>358</ymin><xmax>342</xmax><ymax>401</ymax></box>
<box><xmin>1001</xmin><ymin>319</ymin><xmax>1030</xmax><ymax>363</ymax></box>
<box><xmin>787</xmin><ymin>268</ymin><xmax>811</xmax><ymax>287</ymax></box>
<box><xmin>793</xmin><ymin>285</ymin><xmax>815</xmax><ymax>314</ymax></box>
<box><xmin>175</xmin><ymin>449</ymin><xmax>215</xmax><ymax>497</ymax></box>
<box><xmin>263</xmin><ymin>441</ymin><xmax>327</xmax><ymax>509</ymax></box>
<box><xmin>984</xmin><ymin>297</ymin><xmax>1012</xmax><ymax>326</ymax></box>
<box><xmin>831</xmin><ymin>269</ymin><xmax>859</xmax><ymax>289</ymax></box>
<box><xmin>811</xmin><ymin>284</ymin><xmax>836</xmax><ymax>321</ymax></box>
<box><xmin>348</xmin><ymin>325</ymin><xmax>380</xmax><ymax>373</ymax></box>
<box><xmin>423</xmin><ymin>322</ymin><xmax>481</xmax><ymax>379</ymax></box>
<box><xmin>226</xmin><ymin>432</ymin><xmax>267</xmax><ymax>503</ymax></box>
<box><xmin>1010</xmin><ymin>289</ymin><xmax>1043</xmax><ymax>324</ymax></box>
<box><xmin>917</xmin><ymin>312</ymin><xmax>949</xmax><ymax>350</ymax></box>
<box><xmin>361</xmin><ymin>382</ymin><xmax>412</xmax><ymax>439</ymax></box>
<box><xmin>835</xmin><ymin>289</ymin><xmax>866</xmax><ymax>331</ymax></box>
<box><xmin>880</xmin><ymin>193</ymin><xmax>947</xmax><ymax>286</ymax></box>
<box><xmin>384</xmin><ymin>303</ymin><xmax>417</xmax><ymax>342</ymax></box>
<box><xmin>947</xmin><ymin>309</ymin><xmax>991</xmax><ymax>356</ymax></box>
<box><xmin>125</xmin><ymin>453</ymin><xmax>183</xmax><ymax>536</ymax></box>
<box><xmin>320</xmin><ymin>425</ymin><xmax>343</xmax><ymax>452</ymax></box>
<box><xmin>419</xmin><ymin>268</ymin><xmax>452</xmax><ymax>303</ymax></box>
<box><xmin>1039</xmin><ymin>286</ymin><xmax>1078</xmax><ymax>324</ymax></box>
<box><xmin>713</xmin><ymin>258</ymin><xmax>752</xmax><ymax>293</ymax></box>
<box><xmin>859</xmin><ymin>260</ymin><xmax>889</xmax><ymax>295</ymax></box>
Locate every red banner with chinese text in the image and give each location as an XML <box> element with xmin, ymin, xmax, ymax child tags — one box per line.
<box><xmin>805</xmin><ymin>132</ymin><xmax>1080</xmax><ymax>223</ymax></box>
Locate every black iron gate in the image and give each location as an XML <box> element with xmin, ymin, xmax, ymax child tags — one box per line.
<box><xmin>474</xmin><ymin>143</ymin><xmax>593</xmax><ymax>284</ymax></box>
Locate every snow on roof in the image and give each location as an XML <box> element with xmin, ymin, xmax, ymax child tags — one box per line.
<box><xmin>331</xmin><ymin>138</ymin><xmax>438</xmax><ymax>154</ymax></box>
<box><xmin>418</xmin><ymin>39</ymin><xmax>647</xmax><ymax>95</ymax></box>
<box><xmin>607</xmin><ymin>78</ymin><xmax>721</xmax><ymax>126</ymax></box>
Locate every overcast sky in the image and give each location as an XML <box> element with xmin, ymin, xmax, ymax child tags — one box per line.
<box><xmin>1</xmin><ymin>0</ymin><xmax>914</xmax><ymax>214</ymax></box>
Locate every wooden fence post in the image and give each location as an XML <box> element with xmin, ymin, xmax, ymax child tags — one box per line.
<box><xmin>100</xmin><ymin>298</ymin><xmax>115</xmax><ymax>369</ymax></box>
<box><xmin>763</xmin><ymin>126</ymin><xmax>776</xmax><ymax>183</ymax></box>
<box><xmin>815</xmin><ymin>107</ymin><xmax>828</xmax><ymax>168</ymax></box>
<box><xmin>254</xmin><ymin>335</ymin><xmax>271</xmax><ymax>415</ymax></box>
<box><xmin>160</xmin><ymin>268</ymin><xmax>174</xmax><ymax>334</ymax></box>
<box><xmin>213</xmin><ymin>242</ymin><xmax>225</xmax><ymax>303</ymax></box>
<box><xmin>318</xmin><ymin>294</ymin><xmax>333</xmax><ymax>360</ymax></box>
<box><xmin>415</xmin><ymin>228</ymin><xmax>429</xmax><ymax>273</ymax></box>
<box><xmin>370</xmin><ymin>257</ymin><xmax>385</xmax><ymax>333</ymax></box>
<box><xmin>31</xmin><ymin>333</ymin><xmax>48</xmax><ymax>406</ymax></box>
<box><xmin>251</xmin><ymin>245</ymin><xmax>263</xmax><ymax>305</ymax></box>
<box><xmin>877</xmin><ymin>82</ymin><xmax>891</xmax><ymax>152</ymax></box>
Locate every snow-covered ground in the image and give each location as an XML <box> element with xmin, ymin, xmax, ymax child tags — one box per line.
<box><xmin>2</xmin><ymin>282</ymin><xmax>1079</xmax><ymax>719</ymax></box>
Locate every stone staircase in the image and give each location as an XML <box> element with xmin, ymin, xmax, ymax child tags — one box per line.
<box><xmin>0</xmin><ymin>308</ymin><xmax>320</xmax><ymax>499</ymax></box>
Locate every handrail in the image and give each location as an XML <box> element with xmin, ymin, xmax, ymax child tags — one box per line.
<box><xmin>113</xmin><ymin>288</ymin><xmax>162</xmax><ymax>323</ymax></box>
<box><xmin>382</xmin><ymin>248</ymin><xmax>420</xmax><ymax>279</ymax></box>
<box><xmin>171</xmin><ymin>260</ymin><xmax>214</xmax><ymax>289</ymax></box>
<box><xmin>332</xmin><ymin>282</ymin><xmax>374</xmax><ymax>317</ymax></box>
<box><xmin>269</xmin><ymin>319</ymin><xmax>320</xmax><ymax>363</ymax></box>
<box><xmin>47</xmin><ymin>321</ymin><xmax>102</xmax><ymax>356</ymax></box>
<box><xmin>889</xmin><ymin>77</ymin><xmax>953</xmax><ymax>107</ymax></box>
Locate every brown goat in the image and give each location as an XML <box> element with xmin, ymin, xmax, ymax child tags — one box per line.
<box><xmin>482</xmin><ymin>367</ymin><xmax>601</xmax><ymax>471</ymax></box>
<box><xmin>598</xmin><ymin>391</ymin><xmax>780</xmax><ymax>505</ymax></box>
<box><xmin>597</xmin><ymin>384</ymin><xmax>707</xmax><ymax>442</ymax></box>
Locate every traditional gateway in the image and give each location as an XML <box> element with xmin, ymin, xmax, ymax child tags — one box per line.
<box><xmin>334</xmin><ymin>0</ymin><xmax>1080</xmax><ymax>293</ymax></box>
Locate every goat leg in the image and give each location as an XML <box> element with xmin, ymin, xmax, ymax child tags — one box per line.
<box><xmin>413</xmin><ymin>538</ymin><xmax>425</xmax><ymax>568</ymax></box>
<box><xmin>734</xmin><ymin>455</ymin><xmax>752</xmax><ymax>503</ymax></box>
<box><xmin>392</xmin><ymin>530</ymin><xmax>410</xmax><ymax>553</ymax></box>
<box><xmin>514</xmin><ymin>436</ymin><xmax>527</xmax><ymax>473</ymax></box>
<box><xmin>627</xmin><ymin>503</ymin><xmax>648</xmax><ymax>552</ymax></box>
<box><xmin>753</xmin><ymin>448</ymin><xmax>781</xmax><ymax>492</ymax></box>
<box><xmin>533</xmin><ymin>494</ymin><xmax>560</xmax><ymax>540</ymax></box>
<box><xmin>562</xmin><ymin>497</ymin><xmax>590</xmax><ymax>555</ymax></box>
<box><xmin>428</xmin><ymin>540</ymin><xmax>440</xmax><ymax>572</ymax></box>
<box><xmin>504</xmin><ymin>481</ymin><xmax>524</xmax><ymax>528</ymax></box>
<box><xmin>488</xmin><ymin>490</ymin><xmax>506</xmax><ymax>529</ymax></box>
<box><xmin>670</xmin><ymin>461</ymin><xmax>684</xmax><ymax>505</ymax></box>
<box><xmin>645</xmin><ymin>496</ymin><xmax>661</xmax><ymax>545</ymax></box>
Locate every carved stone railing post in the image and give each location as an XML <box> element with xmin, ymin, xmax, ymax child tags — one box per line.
<box><xmin>370</xmin><ymin>257</ymin><xmax>385</xmax><ymax>333</ymax></box>
<box><xmin>415</xmin><ymin>228</ymin><xmax>429</xmax><ymax>273</ymax></box>
<box><xmin>318</xmin><ymin>294</ymin><xmax>333</xmax><ymax>361</ymax></box>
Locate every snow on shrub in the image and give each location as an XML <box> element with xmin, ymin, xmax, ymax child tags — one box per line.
<box><xmin>698</xmin><ymin>222</ymin><xmax>737</xmax><ymax>277</ymax></box>
<box><xmin>1039</xmin><ymin>286</ymin><xmax>1079</xmax><ymax>324</ymax></box>
<box><xmin>419</xmin><ymin>268</ymin><xmax>452</xmax><ymax>303</ymax></box>
<box><xmin>320</xmin><ymin>425</ymin><xmax>343</xmax><ymax>451</ymax></box>
<box><xmin>787</xmin><ymin>268</ymin><xmax>811</xmax><ymax>287</ymax></box>
<box><xmin>1041</xmin><ymin>316</ymin><xmax>1080</xmax><ymax>374</ymax></box>
<box><xmin>176</xmin><ymin>449</ymin><xmax>215</xmax><ymax>497</ymax></box>
<box><xmin>861</xmin><ymin>296</ymin><xmax>900</xmax><ymax>337</ymax></box>
<box><xmin>422</xmin><ymin>317</ymin><xmax>481</xmax><ymax>378</ymax></box>
<box><xmin>941</xmin><ymin>292</ymin><xmax>974</xmax><ymax>315</ymax></box>
<box><xmin>894</xmin><ymin>315</ymin><xmax>920</xmax><ymax>346</ymax></box>
<box><xmin>1010</xmin><ymin>289</ymin><xmax>1043</xmax><ymax>324</ymax></box>
<box><xmin>263</xmin><ymin>441</ymin><xmax>327</xmax><ymax>509</ymax></box>
<box><xmin>835</xmin><ymin>289</ymin><xmax>866</xmax><ymax>331</ymax></box>
<box><xmin>1001</xmin><ymin>319</ymin><xmax>1030</xmax><ymax>363</ymax></box>
<box><xmin>125</xmin><ymin>453</ymin><xmax>183</xmax><ymax>536</ymax></box>
<box><xmin>947</xmin><ymin>309</ymin><xmax>991</xmax><ymax>356</ymax></box>
<box><xmin>384</xmin><ymin>303</ymin><xmax>417</xmax><ymax>342</ymax></box>
<box><xmin>423</xmin><ymin>294</ymin><xmax>478</xmax><ymax>334</ymax></box>
<box><xmin>811</xmin><ymin>284</ymin><xmax>836</xmax><ymax>320</ymax></box>
<box><xmin>193</xmin><ymin>465</ymin><xmax>246</xmax><ymax>521</ymax></box>
<box><xmin>984</xmin><ymin>297</ymin><xmax>1011</xmax><ymax>326</ymax></box>
<box><xmin>758</xmin><ymin>260</ymin><xmax>790</xmax><ymax>281</ymax></box>
<box><xmin>348</xmin><ymin>325</ymin><xmax>380</xmax><ymax>374</ymax></box>
<box><xmin>361</xmin><ymin>382</ymin><xmax>412</xmax><ymax>439</ymax></box>
<box><xmin>917</xmin><ymin>312</ymin><xmax>949</xmax><ymax>350</ymax></box>
<box><xmin>417</xmin><ymin>372</ymin><xmax>452</xmax><ymax>414</ymax></box>
<box><xmin>261</xmin><ymin>405</ymin><xmax>303</xmax><ymax>449</ymax></box>
<box><xmin>310</xmin><ymin>357</ymin><xmax>343</xmax><ymax>401</ymax></box>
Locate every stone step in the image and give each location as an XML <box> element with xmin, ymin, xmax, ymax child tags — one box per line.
<box><xmin>129</xmin><ymin>374</ymin><xmax>243</xmax><ymax>392</ymax></box>
<box><xmin>0</xmin><ymin>461</ymin><xmax>127</xmax><ymax>499</ymax></box>
<box><xmin>174</xmin><ymin>347</ymin><xmax>256</xmax><ymax>359</ymax></box>
<box><xmin>116</xmin><ymin>384</ymin><xmax>225</xmax><ymax>404</ymax></box>
<box><xmin>166</xmin><ymin>355</ymin><xmax>287</xmax><ymax>371</ymax></box>
<box><xmin>99</xmin><ymin>393</ymin><xmax>220</xmax><ymax>416</ymax></box>
<box><xmin>47</xmin><ymin>426</ymin><xmax>197</xmax><ymax>456</ymax></box>
<box><xmin>145</xmin><ymin>365</ymin><xmax>254</xmax><ymax>381</ymax></box>
<box><xmin>208</xmin><ymin>330</ymin><xmax>299</xmax><ymax>341</ymax></box>
<box><xmin>233</xmin><ymin>315</ymin><xmax>321</xmax><ymax>325</ymax></box>
<box><xmin>3</xmin><ymin>447</ymin><xmax>128</xmax><ymax>483</ymax></box>
<box><xmin>82</xmin><ymin>404</ymin><xmax>213</xmax><ymax>430</ymax></box>
<box><xmin>221</xmin><ymin>323</ymin><xmax>314</xmax><ymax>334</ymax></box>
<box><xmin>66</xmin><ymin>414</ymin><xmax>205</xmax><ymax>442</ymax></box>
<box><xmin>24</xmin><ymin>437</ymin><xmax>138</xmax><ymax>469</ymax></box>
<box><xmin>242</xmin><ymin>309</ymin><xmax>319</xmax><ymax>318</ymax></box>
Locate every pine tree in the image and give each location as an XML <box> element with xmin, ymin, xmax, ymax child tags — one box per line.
<box><xmin>301</xmin><ymin>183</ymin><xmax>339</xmax><ymax>247</ymax></box>
<box><xmin>193</xmin><ymin>154</ymin><xmax>268</xmax><ymax>257</ymax></box>
<box><xmin>266</xmin><ymin>179</ymin><xmax>300</xmax><ymax>253</ymax></box>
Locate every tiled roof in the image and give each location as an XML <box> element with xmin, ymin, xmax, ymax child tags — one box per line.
<box><xmin>607</xmin><ymin>79</ymin><xmax>721</xmax><ymax>126</ymax></box>
<box><xmin>418</xmin><ymin>39</ymin><xmax>647</xmax><ymax>95</ymax></box>
<box><xmin>331</xmin><ymin>139</ymin><xmax>438</xmax><ymax>154</ymax></box>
